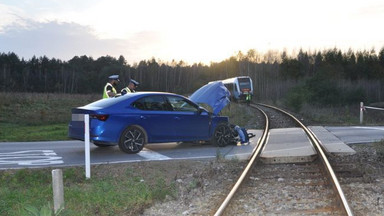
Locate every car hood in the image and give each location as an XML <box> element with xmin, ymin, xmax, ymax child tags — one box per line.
<box><xmin>189</xmin><ymin>81</ymin><xmax>231</xmax><ymax>115</ymax></box>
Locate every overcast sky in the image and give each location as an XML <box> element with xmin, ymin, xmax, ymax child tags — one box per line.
<box><xmin>1</xmin><ymin>0</ymin><xmax>383</xmax><ymax>64</ymax></box>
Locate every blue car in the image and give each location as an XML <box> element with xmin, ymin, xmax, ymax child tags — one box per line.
<box><xmin>68</xmin><ymin>81</ymin><xmax>232</xmax><ymax>153</ymax></box>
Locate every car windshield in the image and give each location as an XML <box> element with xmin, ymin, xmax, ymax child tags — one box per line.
<box><xmin>167</xmin><ymin>95</ymin><xmax>198</xmax><ymax>112</ymax></box>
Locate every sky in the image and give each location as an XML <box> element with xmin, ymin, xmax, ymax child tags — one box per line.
<box><xmin>0</xmin><ymin>0</ymin><xmax>384</xmax><ymax>65</ymax></box>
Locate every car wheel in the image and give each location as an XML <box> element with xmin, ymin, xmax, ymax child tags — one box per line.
<box><xmin>119</xmin><ymin>126</ymin><xmax>146</xmax><ymax>153</ymax></box>
<box><xmin>213</xmin><ymin>123</ymin><xmax>232</xmax><ymax>147</ymax></box>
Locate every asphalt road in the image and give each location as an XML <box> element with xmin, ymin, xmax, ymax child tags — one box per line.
<box><xmin>0</xmin><ymin>126</ymin><xmax>383</xmax><ymax>170</ymax></box>
<box><xmin>0</xmin><ymin>138</ymin><xmax>259</xmax><ymax>170</ymax></box>
<box><xmin>325</xmin><ymin>126</ymin><xmax>384</xmax><ymax>144</ymax></box>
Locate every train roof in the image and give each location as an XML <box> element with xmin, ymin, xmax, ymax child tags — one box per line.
<box><xmin>221</xmin><ymin>76</ymin><xmax>251</xmax><ymax>83</ymax></box>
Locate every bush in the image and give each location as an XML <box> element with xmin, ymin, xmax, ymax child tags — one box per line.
<box><xmin>305</xmin><ymin>75</ymin><xmax>342</xmax><ymax>106</ymax></box>
<box><xmin>284</xmin><ymin>86</ymin><xmax>308</xmax><ymax>112</ymax></box>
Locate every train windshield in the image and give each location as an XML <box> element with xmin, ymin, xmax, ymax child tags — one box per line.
<box><xmin>238</xmin><ymin>77</ymin><xmax>251</xmax><ymax>90</ymax></box>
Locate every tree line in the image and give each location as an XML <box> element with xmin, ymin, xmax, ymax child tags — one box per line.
<box><xmin>1</xmin><ymin>47</ymin><xmax>383</xmax><ymax>106</ymax></box>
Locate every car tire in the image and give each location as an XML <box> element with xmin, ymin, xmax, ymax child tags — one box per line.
<box><xmin>212</xmin><ymin>123</ymin><xmax>232</xmax><ymax>147</ymax></box>
<box><xmin>119</xmin><ymin>126</ymin><xmax>146</xmax><ymax>153</ymax></box>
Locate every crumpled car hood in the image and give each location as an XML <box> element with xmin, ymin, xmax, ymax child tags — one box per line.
<box><xmin>189</xmin><ymin>81</ymin><xmax>231</xmax><ymax>115</ymax></box>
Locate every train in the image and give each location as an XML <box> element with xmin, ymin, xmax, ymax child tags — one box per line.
<box><xmin>215</xmin><ymin>76</ymin><xmax>254</xmax><ymax>102</ymax></box>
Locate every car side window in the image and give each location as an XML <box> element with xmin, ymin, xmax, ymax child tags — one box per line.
<box><xmin>132</xmin><ymin>95</ymin><xmax>173</xmax><ymax>111</ymax></box>
<box><xmin>166</xmin><ymin>96</ymin><xmax>198</xmax><ymax>112</ymax></box>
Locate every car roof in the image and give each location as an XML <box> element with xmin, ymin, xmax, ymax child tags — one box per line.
<box><xmin>81</xmin><ymin>92</ymin><xmax>187</xmax><ymax>110</ymax></box>
<box><xmin>119</xmin><ymin>91</ymin><xmax>186</xmax><ymax>100</ymax></box>
<box><xmin>125</xmin><ymin>91</ymin><xmax>180</xmax><ymax>96</ymax></box>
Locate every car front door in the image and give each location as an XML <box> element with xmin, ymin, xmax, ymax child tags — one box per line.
<box><xmin>165</xmin><ymin>95</ymin><xmax>210</xmax><ymax>140</ymax></box>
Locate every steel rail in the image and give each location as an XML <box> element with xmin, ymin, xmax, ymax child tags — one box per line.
<box><xmin>214</xmin><ymin>104</ymin><xmax>269</xmax><ymax>216</ymax></box>
<box><xmin>257</xmin><ymin>103</ymin><xmax>353</xmax><ymax>216</ymax></box>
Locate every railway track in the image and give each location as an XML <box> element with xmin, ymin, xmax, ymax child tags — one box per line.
<box><xmin>214</xmin><ymin>103</ymin><xmax>353</xmax><ymax>216</ymax></box>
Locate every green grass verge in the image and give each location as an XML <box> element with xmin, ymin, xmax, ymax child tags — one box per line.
<box><xmin>0</xmin><ymin>92</ymin><xmax>99</xmax><ymax>142</ymax></box>
<box><xmin>0</xmin><ymin>92</ymin><xmax>99</xmax><ymax>126</ymax></box>
<box><xmin>0</xmin><ymin>123</ymin><xmax>69</xmax><ymax>142</ymax></box>
<box><xmin>0</xmin><ymin>166</ymin><xmax>176</xmax><ymax>216</ymax></box>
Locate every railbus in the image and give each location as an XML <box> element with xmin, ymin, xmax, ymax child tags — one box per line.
<box><xmin>221</xmin><ymin>76</ymin><xmax>253</xmax><ymax>101</ymax></box>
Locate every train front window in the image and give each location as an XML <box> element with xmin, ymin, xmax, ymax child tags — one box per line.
<box><xmin>238</xmin><ymin>78</ymin><xmax>251</xmax><ymax>89</ymax></box>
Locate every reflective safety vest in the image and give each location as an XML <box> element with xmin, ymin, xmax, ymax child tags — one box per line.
<box><xmin>103</xmin><ymin>83</ymin><xmax>117</xmax><ymax>98</ymax></box>
<box><xmin>244</xmin><ymin>91</ymin><xmax>251</xmax><ymax>101</ymax></box>
<box><xmin>121</xmin><ymin>87</ymin><xmax>132</xmax><ymax>94</ymax></box>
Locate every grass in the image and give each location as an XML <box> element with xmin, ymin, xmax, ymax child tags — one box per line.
<box><xmin>0</xmin><ymin>93</ymin><xmax>99</xmax><ymax>142</ymax></box>
<box><xmin>0</xmin><ymin>123</ymin><xmax>68</xmax><ymax>142</ymax></box>
<box><xmin>0</xmin><ymin>165</ymin><xmax>176</xmax><ymax>216</ymax></box>
<box><xmin>220</xmin><ymin>102</ymin><xmax>261</xmax><ymax>129</ymax></box>
<box><xmin>270</xmin><ymin>99</ymin><xmax>384</xmax><ymax>126</ymax></box>
<box><xmin>298</xmin><ymin>103</ymin><xmax>361</xmax><ymax>125</ymax></box>
<box><xmin>302</xmin><ymin>103</ymin><xmax>384</xmax><ymax>125</ymax></box>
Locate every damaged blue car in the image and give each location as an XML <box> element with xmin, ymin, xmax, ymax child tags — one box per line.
<box><xmin>68</xmin><ymin>81</ymin><xmax>233</xmax><ymax>153</ymax></box>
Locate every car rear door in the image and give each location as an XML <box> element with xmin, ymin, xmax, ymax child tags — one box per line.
<box><xmin>132</xmin><ymin>95</ymin><xmax>176</xmax><ymax>142</ymax></box>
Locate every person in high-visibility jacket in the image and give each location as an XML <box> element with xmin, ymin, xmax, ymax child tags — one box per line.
<box><xmin>121</xmin><ymin>79</ymin><xmax>139</xmax><ymax>95</ymax></box>
<box><xmin>103</xmin><ymin>75</ymin><xmax>120</xmax><ymax>98</ymax></box>
<box><xmin>244</xmin><ymin>91</ymin><xmax>252</xmax><ymax>105</ymax></box>
<box><xmin>246</xmin><ymin>94</ymin><xmax>251</xmax><ymax>105</ymax></box>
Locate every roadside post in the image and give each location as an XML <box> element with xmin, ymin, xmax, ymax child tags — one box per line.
<box><xmin>84</xmin><ymin>114</ymin><xmax>91</xmax><ymax>179</ymax></box>
<box><xmin>360</xmin><ymin>102</ymin><xmax>364</xmax><ymax>124</ymax></box>
<box><xmin>52</xmin><ymin>169</ymin><xmax>64</xmax><ymax>213</ymax></box>
<box><xmin>360</xmin><ymin>102</ymin><xmax>384</xmax><ymax>124</ymax></box>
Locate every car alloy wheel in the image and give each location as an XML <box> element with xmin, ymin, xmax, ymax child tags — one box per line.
<box><xmin>119</xmin><ymin>126</ymin><xmax>146</xmax><ymax>153</ymax></box>
<box><xmin>213</xmin><ymin>123</ymin><xmax>232</xmax><ymax>147</ymax></box>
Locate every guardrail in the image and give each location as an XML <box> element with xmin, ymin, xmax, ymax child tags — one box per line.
<box><xmin>360</xmin><ymin>102</ymin><xmax>384</xmax><ymax>124</ymax></box>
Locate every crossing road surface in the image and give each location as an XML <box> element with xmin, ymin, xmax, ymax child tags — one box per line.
<box><xmin>325</xmin><ymin>126</ymin><xmax>384</xmax><ymax>144</ymax></box>
<box><xmin>0</xmin><ymin>139</ymin><xmax>259</xmax><ymax>170</ymax></box>
<box><xmin>0</xmin><ymin>126</ymin><xmax>383</xmax><ymax>170</ymax></box>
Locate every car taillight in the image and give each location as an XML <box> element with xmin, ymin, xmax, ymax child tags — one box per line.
<box><xmin>90</xmin><ymin>114</ymin><xmax>109</xmax><ymax>121</ymax></box>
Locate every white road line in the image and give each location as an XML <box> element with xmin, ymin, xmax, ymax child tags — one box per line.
<box><xmin>0</xmin><ymin>150</ymin><xmax>63</xmax><ymax>166</ymax></box>
<box><xmin>0</xmin><ymin>150</ymin><xmax>50</xmax><ymax>155</ymax></box>
<box><xmin>138</xmin><ymin>149</ymin><xmax>171</xmax><ymax>160</ymax></box>
<box><xmin>351</xmin><ymin>126</ymin><xmax>384</xmax><ymax>131</ymax></box>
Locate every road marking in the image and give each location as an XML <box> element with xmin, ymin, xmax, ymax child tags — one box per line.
<box><xmin>138</xmin><ymin>149</ymin><xmax>171</xmax><ymax>160</ymax></box>
<box><xmin>351</xmin><ymin>126</ymin><xmax>384</xmax><ymax>131</ymax></box>
<box><xmin>0</xmin><ymin>150</ymin><xmax>63</xmax><ymax>166</ymax></box>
